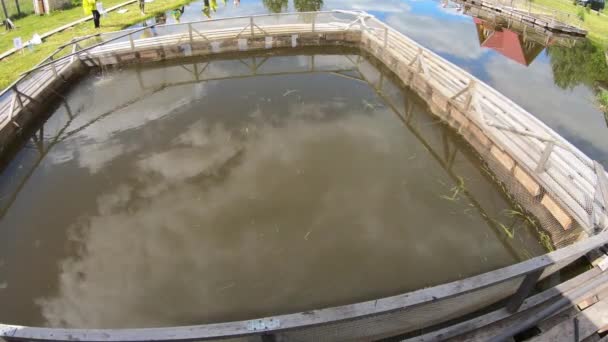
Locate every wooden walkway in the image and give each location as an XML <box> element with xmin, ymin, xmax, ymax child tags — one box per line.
<box><xmin>358</xmin><ymin>16</ymin><xmax>605</xmax><ymax>242</ymax></box>
<box><xmin>0</xmin><ymin>11</ymin><xmax>607</xmax><ymax>341</ymax></box>
<box><xmin>529</xmin><ymin>297</ymin><xmax>608</xmax><ymax>342</ymax></box>
<box><xmin>458</xmin><ymin>0</ymin><xmax>587</xmax><ymax>36</ymax></box>
<box><xmin>439</xmin><ymin>252</ymin><xmax>608</xmax><ymax>341</ymax></box>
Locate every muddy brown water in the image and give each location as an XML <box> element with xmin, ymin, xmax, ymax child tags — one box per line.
<box><xmin>0</xmin><ymin>49</ymin><xmax>547</xmax><ymax>328</ymax></box>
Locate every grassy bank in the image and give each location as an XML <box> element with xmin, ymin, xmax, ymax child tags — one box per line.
<box><xmin>531</xmin><ymin>0</ymin><xmax>608</xmax><ymax>47</ymax></box>
<box><xmin>0</xmin><ymin>0</ymin><xmax>192</xmax><ymax>89</ymax></box>
<box><xmin>0</xmin><ymin>0</ymin><xmax>127</xmax><ymax>53</ymax></box>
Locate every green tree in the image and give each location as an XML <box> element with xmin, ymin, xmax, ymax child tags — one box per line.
<box><xmin>262</xmin><ymin>0</ymin><xmax>288</xmax><ymax>13</ymax></box>
<box><xmin>293</xmin><ymin>0</ymin><xmax>323</xmax><ymax>12</ymax></box>
<box><xmin>547</xmin><ymin>39</ymin><xmax>608</xmax><ymax>90</ymax></box>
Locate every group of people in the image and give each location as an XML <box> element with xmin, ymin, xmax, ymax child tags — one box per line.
<box><xmin>82</xmin><ymin>0</ymin><xmax>189</xmax><ymax>28</ymax></box>
<box><xmin>83</xmin><ymin>0</ymin><xmax>244</xmax><ymax>29</ymax></box>
<box><xmin>202</xmin><ymin>0</ymin><xmax>239</xmax><ymax>18</ymax></box>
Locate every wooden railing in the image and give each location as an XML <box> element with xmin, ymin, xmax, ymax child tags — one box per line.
<box><xmin>361</xmin><ymin>15</ymin><xmax>607</xmax><ymax>236</ymax></box>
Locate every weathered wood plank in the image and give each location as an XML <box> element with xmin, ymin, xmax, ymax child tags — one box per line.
<box><xmin>527</xmin><ymin>298</ymin><xmax>608</xmax><ymax>342</ymax></box>
<box><xmin>407</xmin><ymin>267</ymin><xmax>606</xmax><ymax>341</ymax></box>
<box><xmin>363</xmin><ymin>24</ymin><xmax>607</xmax><ymax>231</ymax></box>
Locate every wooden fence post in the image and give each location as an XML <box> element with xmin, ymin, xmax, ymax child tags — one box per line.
<box><xmin>1</xmin><ymin>0</ymin><xmax>10</xmax><ymax>22</ymax></box>
<box><xmin>383</xmin><ymin>27</ymin><xmax>388</xmax><ymax>49</ymax></box>
<box><xmin>129</xmin><ymin>33</ymin><xmax>135</xmax><ymax>51</ymax></box>
<box><xmin>506</xmin><ymin>269</ymin><xmax>544</xmax><ymax>313</ymax></box>
<box><xmin>535</xmin><ymin>141</ymin><xmax>555</xmax><ymax>173</ymax></box>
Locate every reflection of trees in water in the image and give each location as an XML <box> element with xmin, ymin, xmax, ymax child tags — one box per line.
<box><xmin>262</xmin><ymin>0</ymin><xmax>288</xmax><ymax>13</ymax></box>
<box><xmin>294</xmin><ymin>0</ymin><xmax>323</xmax><ymax>12</ymax></box>
<box><xmin>547</xmin><ymin>39</ymin><xmax>608</xmax><ymax>90</ymax></box>
<box><xmin>262</xmin><ymin>0</ymin><xmax>323</xmax><ymax>12</ymax></box>
<box><xmin>547</xmin><ymin>39</ymin><xmax>608</xmax><ymax>123</ymax></box>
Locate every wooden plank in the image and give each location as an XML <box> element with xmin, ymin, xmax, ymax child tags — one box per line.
<box><xmin>380</xmin><ymin>26</ymin><xmax>592</xmax><ymax>207</ymax></box>
<box><xmin>0</xmin><ymin>59</ymin><xmax>75</xmax><ymax>130</ymax></box>
<box><xmin>506</xmin><ymin>269</ymin><xmax>544</xmax><ymax>313</ymax></box>
<box><xmin>535</xmin><ymin>141</ymin><xmax>555</xmax><ymax>173</ymax></box>
<box><xmin>528</xmin><ymin>298</ymin><xmax>608</xmax><ymax>342</ymax></box>
<box><xmin>486</xmin><ymin>123</ymin><xmax>591</xmax><ymax>227</ymax></box>
<box><xmin>542</xmin><ymin>194</ymin><xmax>574</xmax><ymax>230</ymax></box>
<box><xmin>476</xmin><ymin>100</ymin><xmax>596</xmax><ymax>227</ymax></box>
<box><xmin>595</xmin><ymin>161</ymin><xmax>608</xmax><ymax>226</ymax></box>
<box><xmin>478</xmin><ymin>90</ymin><xmax>597</xmax><ymax>189</ymax></box>
<box><xmin>408</xmin><ymin>268</ymin><xmax>606</xmax><ymax>342</ymax></box>
<box><xmin>514</xmin><ymin>166</ymin><xmax>541</xmax><ymax>196</ymax></box>
<box><xmin>365</xmin><ymin>22</ymin><xmax>603</xmax><ymax>229</ymax></box>
<box><xmin>4</xmin><ymin>230</ymin><xmax>608</xmax><ymax>341</ymax></box>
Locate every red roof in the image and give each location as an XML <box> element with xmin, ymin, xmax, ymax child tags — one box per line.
<box><xmin>482</xmin><ymin>29</ymin><xmax>527</xmax><ymax>65</ymax></box>
<box><xmin>474</xmin><ymin>18</ymin><xmax>530</xmax><ymax>66</ymax></box>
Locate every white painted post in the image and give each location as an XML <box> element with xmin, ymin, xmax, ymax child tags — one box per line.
<box><xmin>383</xmin><ymin>27</ymin><xmax>388</xmax><ymax>49</ymax></box>
<box><xmin>463</xmin><ymin>81</ymin><xmax>476</xmax><ymax>112</ymax></box>
<box><xmin>13</xmin><ymin>86</ymin><xmax>23</xmax><ymax>110</ymax></box>
<box><xmin>11</xmin><ymin>86</ymin><xmax>24</xmax><ymax>126</ymax></box>
<box><xmin>188</xmin><ymin>23</ymin><xmax>193</xmax><ymax>44</ymax></box>
<box><xmin>129</xmin><ymin>33</ymin><xmax>135</xmax><ymax>51</ymax></box>
<box><xmin>48</xmin><ymin>56</ymin><xmax>59</xmax><ymax>79</ymax></box>
<box><xmin>8</xmin><ymin>92</ymin><xmax>16</xmax><ymax>122</ymax></box>
<box><xmin>535</xmin><ymin>141</ymin><xmax>555</xmax><ymax>173</ymax></box>
<box><xmin>51</xmin><ymin>63</ymin><xmax>59</xmax><ymax>79</ymax></box>
<box><xmin>312</xmin><ymin>14</ymin><xmax>316</xmax><ymax>33</ymax></box>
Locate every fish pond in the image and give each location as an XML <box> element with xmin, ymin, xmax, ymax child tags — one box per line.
<box><xmin>0</xmin><ymin>49</ymin><xmax>548</xmax><ymax>328</ymax></box>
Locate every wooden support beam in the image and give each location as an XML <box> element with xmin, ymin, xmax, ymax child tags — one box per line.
<box><xmin>506</xmin><ymin>269</ymin><xmax>543</xmax><ymax>313</ymax></box>
<box><xmin>450</xmin><ymin>80</ymin><xmax>474</xmax><ymax>101</ymax></box>
<box><xmin>191</xmin><ymin>26</ymin><xmax>210</xmax><ymax>42</ymax></box>
<box><xmin>463</xmin><ymin>81</ymin><xmax>476</xmax><ymax>112</ymax></box>
<box><xmin>535</xmin><ymin>141</ymin><xmax>555</xmax><ymax>173</ymax></box>
<box><xmin>594</xmin><ymin>161</ymin><xmax>608</xmax><ymax>230</ymax></box>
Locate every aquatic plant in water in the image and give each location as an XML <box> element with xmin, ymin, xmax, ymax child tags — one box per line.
<box><xmin>441</xmin><ymin>176</ymin><xmax>466</xmax><ymax>201</ymax></box>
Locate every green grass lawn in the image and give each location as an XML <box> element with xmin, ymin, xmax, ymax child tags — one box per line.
<box><xmin>531</xmin><ymin>0</ymin><xmax>608</xmax><ymax>47</ymax></box>
<box><xmin>0</xmin><ymin>0</ymin><xmax>192</xmax><ymax>89</ymax></box>
<box><xmin>0</xmin><ymin>0</ymin><xmax>127</xmax><ymax>53</ymax></box>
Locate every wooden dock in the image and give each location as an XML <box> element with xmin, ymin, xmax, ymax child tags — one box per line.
<box><xmin>457</xmin><ymin>0</ymin><xmax>587</xmax><ymax>36</ymax></box>
<box><xmin>463</xmin><ymin>3</ymin><xmax>583</xmax><ymax>49</ymax></box>
<box><xmin>0</xmin><ymin>10</ymin><xmax>607</xmax><ymax>341</ymax></box>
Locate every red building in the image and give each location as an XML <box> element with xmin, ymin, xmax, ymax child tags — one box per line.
<box><xmin>474</xmin><ymin>18</ymin><xmax>546</xmax><ymax>66</ymax></box>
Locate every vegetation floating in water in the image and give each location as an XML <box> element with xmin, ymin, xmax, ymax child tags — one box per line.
<box><xmin>440</xmin><ymin>176</ymin><xmax>466</xmax><ymax>201</ymax></box>
<box><xmin>494</xmin><ymin>220</ymin><xmax>515</xmax><ymax>239</ymax></box>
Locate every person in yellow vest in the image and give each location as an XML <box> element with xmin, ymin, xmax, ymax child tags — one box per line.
<box><xmin>171</xmin><ymin>6</ymin><xmax>185</xmax><ymax>22</ymax></box>
<box><xmin>203</xmin><ymin>0</ymin><xmax>211</xmax><ymax>18</ymax></box>
<box><xmin>83</xmin><ymin>0</ymin><xmax>100</xmax><ymax>28</ymax></box>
